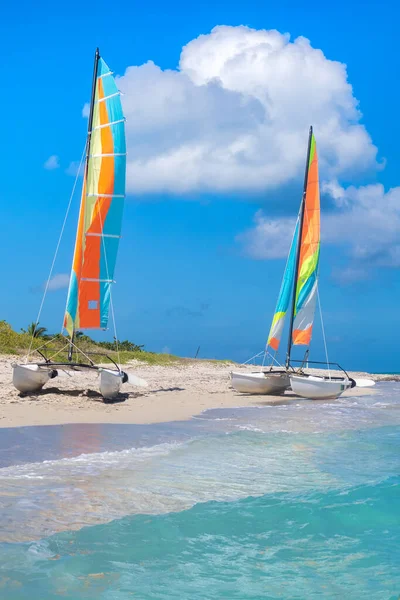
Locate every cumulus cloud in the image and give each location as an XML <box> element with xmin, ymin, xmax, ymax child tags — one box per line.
<box><xmin>237</xmin><ymin>211</ymin><xmax>296</xmax><ymax>259</ymax></box>
<box><xmin>114</xmin><ymin>25</ymin><xmax>378</xmax><ymax>194</ymax></box>
<box><xmin>331</xmin><ymin>266</ymin><xmax>370</xmax><ymax>285</ymax></box>
<box><xmin>65</xmin><ymin>161</ymin><xmax>84</xmax><ymax>177</ymax></box>
<box><xmin>48</xmin><ymin>273</ymin><xmax>70</xmax><ymax>291</ymax></box>
<box><xmin>44</xmin><ymin>155</ymin><xmax>60</xmax><ymax>170</ymax></box>
<box><xmin>238</xmin><ymin>182</ymin><xmax>400</xmax><ymax>276</ymax></box>
<box><xmin>323</xmin><ymin>183</ymin><xmax>400</xmax><ymax>267</ymax></box>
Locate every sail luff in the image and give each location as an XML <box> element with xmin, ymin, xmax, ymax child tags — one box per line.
<box><xmin>64</xmin><ymin>51</ymin><xmax>126</xmax><ymax>337</ymax></box>
<box><xmin>285</xmin><ymin>126</ymin><xmax>314</xmax><ymax>367</ymax></box>
<box><xmin>65</xmin><ymin>49</ymin><xmax>100</xmax><ymax>347</ymax></box>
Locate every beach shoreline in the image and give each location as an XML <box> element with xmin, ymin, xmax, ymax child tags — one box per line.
<box><xmin>0</xmin><ymin>356</ymin><xmax>388</xmax><ymax>429</ymax></box>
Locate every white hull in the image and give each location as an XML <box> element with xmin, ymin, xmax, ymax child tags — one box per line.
<box><xmin>289</xmin><ymin>374</ymin><xmax>352</xmax><ymax>400</ymax></box>
<box><xmin>99</xmin><ymin>368</ymin><xmax>124</xmax><ymax>399</ymax></box>
<box><xmin>12</xmin><ymin>363</ymin><xmax>56</xmax><ymax>393</ymax></box>
<box><xmin>13</xmin><ymin>363</ymin><xmax>126</xmax><ymax>400</ymax></box>
<box><xmin>231</xmin><ymin>371</ymin><xmax>290</xmax><ymax>395</ymax></box>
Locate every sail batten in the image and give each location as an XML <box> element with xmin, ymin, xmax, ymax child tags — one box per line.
<box><xmin>64</xmin><ymin>53</ymin><xmax>126</xmax><ymax>335</ymax></box>
<box><xmin>94</xmin><ymin>118</ymin><xmax>125</xmax><ymax>130</ymax></box>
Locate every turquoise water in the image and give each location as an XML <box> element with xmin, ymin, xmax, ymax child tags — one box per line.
<box><xmin>0</xmin><ymin>384</ymin><xmax>399</xmax><ymax>598</ymax></box>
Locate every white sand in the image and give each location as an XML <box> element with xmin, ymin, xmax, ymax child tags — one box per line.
<box><xmin>0</xmin><ymin>356</ymin><xmax>382</xmax><ymax>428</ymax></box>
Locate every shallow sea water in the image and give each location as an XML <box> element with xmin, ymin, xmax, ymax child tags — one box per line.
<box><xmin>0</xmin><ymin>383</ymin><xmax>399</xmax><ymax>599</ymax></box>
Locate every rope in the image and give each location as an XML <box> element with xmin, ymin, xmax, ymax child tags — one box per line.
<box><xmin>48</xmin><ymin>342</ymin><xmax>70</xmax><ymax>362</ymax></box>
<box><xmin>67</xmin><ymin>337</ymin><xmax>96</xmax><ymax>365</ymax></box>
<box><xmin>25</xmin><ymin>335</ymin><xmax>61</xmax><ymax>359</ymax></box>
<box><xmin>301</xmin><ymin>186</ymin><xmax>331</xmax><ymax>379</ymax></box>
<box><xmin>26</xmin><ymin>146</ymin><xmax>86</xmax><ymax>360</ymax></box>
<box><xmin>242</xmin><ymin>350</ymin><xmax>284</xmax><ymax>368</ymax></box>
<box><xmin>317</xmin><ymin>285</ymin><xmax>331</xmax><ymax>379</ymax></box>
<box><xmin>97</xmin><ymin>190</ymin><xmax>121</xmax><ymax>369</ymax></box>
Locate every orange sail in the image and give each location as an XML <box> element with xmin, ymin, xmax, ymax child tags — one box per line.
<box><xmin>64</xmin><ymin>51</ymin><xmax>126</xmax><ymax>336</ymax></box>
<box><xmin>292</xmin><ymin>131</ymin><xmax>320</xmax><ymax>346</ymax></box>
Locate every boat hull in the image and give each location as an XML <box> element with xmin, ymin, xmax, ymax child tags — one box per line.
<box><xmin>13</xmin><ymin>362</ymin><xmax>126</xmax><ymax>400</ymax></box>
<box><xmin>12</xmin><ymin>363</ymin><xmax>57</xmax><ymax>393</ymax></box>
<box><xmin>289</xmin><ymin>374</ymin><xmax>352</xmax><ymax>400</ymax></box>
<box><xmin>99</xmin><ymin>368</ymin><xmax>125</xmax><ymax>399</ymax></box>
<box><xmin>231</xmin><ymin>371</ymin><xmax>290</xmax><ymax>395</ymax></box>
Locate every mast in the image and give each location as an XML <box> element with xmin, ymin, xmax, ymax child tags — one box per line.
<box><xmin>285</xmin><ymin>125</ymin><xmax>313</xmax><ymax>368</ymax></box>
<box><xmin>68</xmin><ymin>47</ymin><xmax>100</xmax><ymax>362</ymax></box>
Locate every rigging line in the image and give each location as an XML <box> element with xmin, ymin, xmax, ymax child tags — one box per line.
<box><xmin>302</xmin><ymin>189</ymin><xmax>331</xmax><ymax>379</ymax></box>
<box><xmin>25</xmin><ymin>334</ymin><xmax>64</xmax><ymax>358</ymax></box>
<box><xmin>48</xmin><ymin>342</ymin><xmax>71</xmax><ymax>362</ymax></box>
<box><xmin>242</xmin><ymin>350</ymin><xmax>265</xmax><ymax>365</ymax></box>
<box><xmin>26</xmin><ymin>146</ymin><xmax>87</xmax><ymax>362</ymax></box>
<box><xmin>266</xmin><ymin>350</ymin><xmax>284</xmax><ymax>368</ymax></box>
<box><xmin>317</xmin><ymin>285</ymin><xmax>331</xmax><ymax>379</ymax></box>
<box><xmin>67</xmin><ymin>337</ymin><xmax>95</xmax><ymax>365</ymax></box>
<box><xmin>98</xmin><ymin>205</ymin><xmax>121</xmax><ymax>368</ymax></box>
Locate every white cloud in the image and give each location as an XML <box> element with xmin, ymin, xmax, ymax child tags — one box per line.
<box><xmin>323</xmin><ymin>183</ymin><xmax>400</xmax><ymax>267</ymax></box>
<box><xmin>114</xmin><ymin>25</ymin><xmax>378</xmax><ymax>194</ymax></box>
<box><xmin>238</xmin><ymin>182</ymin><xmax>400</xmax><ymax>275</ymax></box>
<box><xmin>237</xmin><ymin>210</ymin><xmax>296</xmax><ymax>259</ymax></box>
<box><xmin>331</xmin><ymin>266</ymin><xmax>369</xmax><ymax>285</ymax></box>
<box><xmin>65</xmin><ymin>161</ymin><xmax>84</xmax><ymax>177</ymax></box>
<box><xmin>48</xmin><ymin>273</ymin><xmax>70</xmax><ymax>291</ymax></box>
<box><xmin>44</xmin><ymin>155</ymin><xmax>60</xmax><ymax>170</ymax></box>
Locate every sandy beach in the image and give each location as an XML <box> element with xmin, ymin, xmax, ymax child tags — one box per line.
<box><xmin>0</xmin><ymin>356</ymin><xmax>386</xmax><ymax>428</ymax></box>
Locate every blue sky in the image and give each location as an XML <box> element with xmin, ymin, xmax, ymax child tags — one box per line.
<box><xmin>0</xmin><ymin>0</ymin><xmax>398</xmax><ymax>372</ymax></box>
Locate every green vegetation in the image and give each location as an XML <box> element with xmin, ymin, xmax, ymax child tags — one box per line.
<box><xmin>0</xmin><ymin>320</ymin><xmax>179</xmax><ymax>365</ymax></box>
<box><xmin>20</xmin><ymin>322</ymin><xmax>48</xmax><ymax>338</ymax></box>
<box><xmin>0</xmin><ymin>320</ymin><xmax>234</xmax><ymax>366</ymax></box>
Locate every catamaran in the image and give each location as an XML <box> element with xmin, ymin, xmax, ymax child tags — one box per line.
<box><xmin>283</xmin><ymin>127</ymin><xmax>354</xmax><ymax>399</ymax></box>
<box><xmin>232</xmin><ymin>126</ymin><xmax>367</xmax><ymax>400</ymax></box>
<box><xmin>13</xmin><ymin>49</ymin><xmax>146</xmax><ymax>400</ymax></box>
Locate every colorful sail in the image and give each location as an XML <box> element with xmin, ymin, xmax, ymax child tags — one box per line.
<box><xmin>64</xmin><ymin>54</ymin><xmax>126</xmax><ymax>336</ymax></box>
<box><xmin>292</xmin><ymin>132</ymin><xmax>320</xmax><ymax>346</ymax></box>
<box><xmin>267</xmin><ymin>219</ymin><xmax>299</xmax><ymax>351</ymax></box>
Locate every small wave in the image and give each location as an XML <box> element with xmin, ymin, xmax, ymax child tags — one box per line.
<box><xmin>0</xmin><ymin>441</ymin><xmax>186</xmax><ymax>480</ymax></box>
<box><xmin>234</xmin><ymin>424</ymin><xmax>264</xmax><ymax>433</ymax></box>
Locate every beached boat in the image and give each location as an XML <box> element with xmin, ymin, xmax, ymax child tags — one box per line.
<box><xmin>232</xmin><ymin>127</ymin><xmax>373</xmax><ymax>400</ymax></box>
<box><xmin>13</xmin><ymin>49</ymin><xmax>146</xmax><ymax>400</ymax></box>
<box><xmin>231</xmin><ymin>370</ymin><xmax>289</xmax><ymax>395</ymax></box>
<box><xmin>283</xmin><ymin>127</ymin><xmax>354</xmax><ymax>399</ymax></box>
<box><xmin>231</xmin><ymin>139</ymin><xmax>302</xmax><ymax>395</ymax></box>
<box><xmin>289</xmin><ymin>373</ymin><xmax>352</xmax><ymax>400</ymax></box>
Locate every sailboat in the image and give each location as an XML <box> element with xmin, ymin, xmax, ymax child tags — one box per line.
<box><xmin>283</xmin><ymin>127</ymin><xmax>355</xmax><ymax>399</ymax></box>
<box><xmin>229</xmin><ymin>229</ymin><xmax>296</xmax><ymax>393</ymax></box>
<box><xmin>12</xmin><ymin>49</ymin><xmax>143</xmax><ymax>400</ymax></box>
<box><xmin>232</xmin><ymin>126</ymin><xmax>355</xmax><ymax>399</ymax></box>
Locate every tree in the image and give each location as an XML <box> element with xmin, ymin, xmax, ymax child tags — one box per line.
<box><xmin>21</xmin><ymin>322</ymin><xmax>48</xmax><ymax>338</ymax></box>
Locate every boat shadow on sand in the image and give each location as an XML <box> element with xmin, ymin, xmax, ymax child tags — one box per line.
<box><xmin>16</xmin><ymin>387</ymin><xmax>145</xmax><ymax>404</ymax></box>
<box><xmin>17</xmin><ymin>386</ymin><xmax>186</xmax><ymax>403</ymax></box>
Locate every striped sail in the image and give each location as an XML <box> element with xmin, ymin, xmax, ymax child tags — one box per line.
<box><xmin>292</xmin><ymin>133</ymin><xmax>320</xmax><ymax>346</ymax></box>
<box><xmin>64</xmin><ymin>55</ymin><xmax>126</xmax><ymax>336</ymax></box>
<box><xmin>267</xmin><ymin>220</ymin><xmax>299</xmax><ymax>351</ymax></box>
